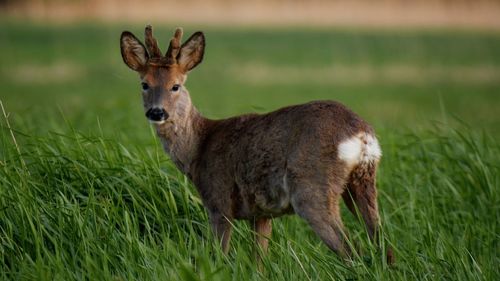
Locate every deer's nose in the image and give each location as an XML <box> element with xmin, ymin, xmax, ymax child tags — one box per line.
<box><xmin>146</xmin><ymin>107</ymin><xmax>169</xmax><ymax>122</ymax></box>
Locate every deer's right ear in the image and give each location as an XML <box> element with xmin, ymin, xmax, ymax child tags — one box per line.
<box><xmin>177</xmin><ymin>32</ymin><xmax>205</xmax><ymax>72</ymax></box>
<box><xmin>120</xmin><ymin>31</ymin><xmax>149</xmax><ymax>72</ymax></box>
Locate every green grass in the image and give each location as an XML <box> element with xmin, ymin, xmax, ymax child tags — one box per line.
<box><xmin>0</xmin><ymin>21</ymin><xmax>499</xmax><ymax>280</ymax></box>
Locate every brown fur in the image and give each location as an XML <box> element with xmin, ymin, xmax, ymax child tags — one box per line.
<box><xmin>120</xmin><ymin>26</ymin><xmax>393</xmax><ymax>264</ymax></box>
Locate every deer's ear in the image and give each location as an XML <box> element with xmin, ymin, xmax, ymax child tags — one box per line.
<box><xmin>177</xmin><ymin>32</ymin><xmax>205</xmax><ymax>72</ymax></box>
<box><xmin>120</xmin><ymin>31</ymin><xmax>149</xmax><ymax>71</ymax></box>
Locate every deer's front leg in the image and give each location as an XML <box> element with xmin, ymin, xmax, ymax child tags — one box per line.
<box><xmin>252</xmin><ymin>218</ymin><xmax>272</xmax><ymax>254</ymax></box>
<box><xmin>251</xmin><ymin>218</ymin><xmax>272</xmax><ymax>268</ymax></box>
<box><xmin>209</xmin><ymin>212</ymin><xmax>233</xmax><ymax>254</ymax></box>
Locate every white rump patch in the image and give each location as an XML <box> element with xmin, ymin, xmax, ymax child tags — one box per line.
<box><xmin>363</xmin><ymin>134</ymin><xmax>382</xmax><ymax>161</ymax></box>
<box><xmin>338</xmin><ymin>137</ymin><xmax>363</xmax><ymax>167</ymax></box>
<box><xmin>338</xmin><ymin>133</ymin><xmax>381</xmax><ymax>167</ymax></box>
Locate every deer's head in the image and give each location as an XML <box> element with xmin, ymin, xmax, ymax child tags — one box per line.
<box><xmin>120</xmin><ymin>26</ymin><xmax>205</xmax><ymax>125</ymax></box>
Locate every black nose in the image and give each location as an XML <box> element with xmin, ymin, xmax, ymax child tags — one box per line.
<box><xmin>145</xmin><ymin>107</ymin><xmax>168</xmax><ymax>121</ymax></box>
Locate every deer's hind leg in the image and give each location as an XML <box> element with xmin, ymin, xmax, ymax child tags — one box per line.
<box><xmin>342</xmin><ymin>162</ymin><xmax>395</xmax><ymax>264</ymax></box>
<box><xmin>289</xmin><ymin>175</ymin><xmax>351</xmax><ymax>259</ymax></box>
<box><xmin>342</xmin><ymin>162</ymin><xmax>380</xmax><ymax>242</ymax></box>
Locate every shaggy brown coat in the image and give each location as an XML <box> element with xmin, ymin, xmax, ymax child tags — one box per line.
<box><xmin>120</xmin><ymin>26</ymin><xmax>393</xmax><ymax>263</ymax></box>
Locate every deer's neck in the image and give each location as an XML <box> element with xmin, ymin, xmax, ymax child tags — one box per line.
<box><xmin>155</xmin><ymin>97</ymin><xmax>209</xmax><ymax>178</ymax></box>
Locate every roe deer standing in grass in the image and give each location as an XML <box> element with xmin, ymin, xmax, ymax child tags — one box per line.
<box><xmin>120</xmin><ymin>25</ymin><xmax>393</xmax><ymax>264</ymax></box>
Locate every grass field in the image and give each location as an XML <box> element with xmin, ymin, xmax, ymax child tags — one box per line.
<box><xmin>0</xmin><ymin>21</ymin><xmax>499</xmax><ymax>280</ymax></box>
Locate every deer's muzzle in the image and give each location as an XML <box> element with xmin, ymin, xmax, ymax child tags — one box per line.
<box><xmin>146</xmin><ymin>107</ymin><xmax>169</xmax><ymax>123</ymax></box>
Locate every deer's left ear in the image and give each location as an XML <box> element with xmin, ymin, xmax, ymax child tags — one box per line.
<box><xmin>121</xmin><ymin>31</ymin><xmax>149</xmax><ymax>72</ymax></box>
<box><xmin>177</xmin><ymin>32</ymin><xmax>205</xmax><ymax>72</ymax></box>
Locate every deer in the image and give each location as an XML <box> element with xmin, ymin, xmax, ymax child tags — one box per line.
<box><xmin>120</xmin><ymin>25</ymin><xmax>394</xmax><ymax>265</ymax></box>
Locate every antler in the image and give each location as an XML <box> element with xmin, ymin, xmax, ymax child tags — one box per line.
<box><xmin>142</xmin><ymin>25</ymin><xmax>183</xmax><ymax>65</ymax></box>
<box><xmin>145</xmin><ymin>25</ymin><xmax>162</xmax><ymax>58</ymax></box>
<box><xmin>166</xmin><ymin>27</ymin><xmax>183</xmax><ymax>63</ymax></box>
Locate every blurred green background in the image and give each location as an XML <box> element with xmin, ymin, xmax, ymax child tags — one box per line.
<box><xmin>1</xmin><ymin>22</ymin><xmax>500</xmax><ymax>139</ymax></box>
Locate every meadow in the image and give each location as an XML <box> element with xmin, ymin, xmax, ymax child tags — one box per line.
<box><xmin>0</xmin><ymin>21</ymin><xmax>499</xmax><ymax>280</ymax></box>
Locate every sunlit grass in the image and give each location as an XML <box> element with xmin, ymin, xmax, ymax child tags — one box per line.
<box><xmin>1</xmin><ymin>117</ymin><xmax>498</xmax><ymax>280</ymax></box>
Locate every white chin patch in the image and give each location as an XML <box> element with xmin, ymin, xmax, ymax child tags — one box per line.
<box><xmin>149</xmin><ymin>120</ymin><xmax>166</xmax><ymax>125</ymax></box>
<box><xmin>338</xmin><ymin>133</ymin><xmax>382</xmax><ymax>167</ymax></box>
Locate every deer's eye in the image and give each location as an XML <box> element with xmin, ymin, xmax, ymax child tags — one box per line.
<box><xmin>171</xmin><ymin>84</ymin><xmax>180</xmax><ymax>92</ymax></box>
<box><xmin>141</xmin><ymin>82</ymin><xmax>149</xmax><ymax>91</ymax></box>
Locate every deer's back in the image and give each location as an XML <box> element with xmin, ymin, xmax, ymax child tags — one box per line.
<box><xmin>194</xmin><ymin>100</ymin><xmax>374</xmax><ymax>219</ymax></box>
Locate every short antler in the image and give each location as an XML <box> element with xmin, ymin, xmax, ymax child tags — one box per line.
<box><xmin>145</xmin><ymin>25</ymin><xmax>162</xmax><ymax>58</ymax></box>
<box><xmin>166</xmin><ymin>27</ymin><xmax>183</xmax><ymax>63</ymax></box>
